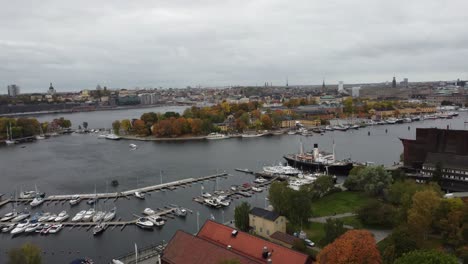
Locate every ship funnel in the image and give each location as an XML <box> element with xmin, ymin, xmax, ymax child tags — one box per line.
<box><xmin>313</xmin><ymin>144</ymin><xmax>319</xmax><ymax>160</ymax></box>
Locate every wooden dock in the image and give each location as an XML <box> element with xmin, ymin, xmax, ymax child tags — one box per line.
<box><xmin>0</xmin><ymin>173</ymin><xmax>229</xmax><ymax>207</ymax></box>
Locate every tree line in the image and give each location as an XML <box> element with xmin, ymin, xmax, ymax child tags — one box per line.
<box><xmin>0</xmin><ymin>117</ymin><xmax>71</xmax><ymax>139</ymax></box>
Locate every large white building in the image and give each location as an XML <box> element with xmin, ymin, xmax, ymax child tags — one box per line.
<box><xmin>7</xmin><ymin>84</ymin><xmax>20</xmax><ymax>97</ymax></box>
<box><xmin>352</xmin><ymin>86</ymin><xmax>361</xmax><ymax>97</ymax></box>
<box><xmin>338</xmin><ymin>81</ymin><xmax>344</xmax><ymax>93</ymax></box>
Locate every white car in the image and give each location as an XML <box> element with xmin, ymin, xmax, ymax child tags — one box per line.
<box><xmin>304</xmin><ymin>239</ymin><xmax>315</xmax><ymax>247</ymax></box>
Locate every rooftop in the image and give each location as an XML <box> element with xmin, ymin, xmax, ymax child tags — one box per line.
<box><xmin>249</xmin><ymin>207</ymin><xmax>281</xmax><ymax>221</ymax></box>
<box><xmin>270</xmin><ymin>231</ymin><xmax>301</xmax><ymax>246</ymax></box>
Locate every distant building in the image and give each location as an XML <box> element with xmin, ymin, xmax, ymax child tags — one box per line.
<box><xmin>400</xmin><ymin>78</ymin><xmax>409</xmax><ymax>87</ymax></box>
<box><xmin>48</xmin><ymin>83</ymin><xmax>56</xmax><ymax>95</ymax></box>
<box><xmin>400</xmin><ymin>128</ymin><xmax>468</xmax><ymax>192</ymax></box>
<box><xmin>161</xmin><ymin>220</ymin><xmax>312</xmax><ymax>264</ymax></box>
<box><xmin>138</xmin><ymin>93</ymin><xmax>159</xmax><ymax>105</ymax></box>
<box><xmin>7</xmin><ymin>84</ymin><xmax>20</xmax><ymax>97</ymax></box>
<box><xmin>392</xmin><ymin>77</ymin><xmax>397</xmax><ymax>88</ymax></box>
<box><xmin>338</xmin><ymin>81</ymin><xmax>344</xmax><ymax>93</ymax></box>
<box><xmin>352</xmin><ymin>87</ymin><xmax>361</xmax><ymax>97</ymax></box>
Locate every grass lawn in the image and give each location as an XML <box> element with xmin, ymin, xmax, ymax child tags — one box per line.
<box><xmin>311</xmin><ymin>191</ymin><xmax>374</xmax><ymax>217</ymax></box>
<box><xmin>288</xmin><ymin>222</ymin><xmax>326</xmax><ymax>245</ymax></box>
<box><xmin>340</xmin><ymin>215</ymin><xmax>364</xmax><ymax>228</ymax></box>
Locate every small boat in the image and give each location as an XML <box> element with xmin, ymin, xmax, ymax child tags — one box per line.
<box><xmin>173</xmin><ymin>207</ymin><xmax>187</xmax><ymax>217</ymax></box>
<box><xmin>202</xmin><ymin>192</ymin><xmax>212</xmax><ymax>198</ymax></box>
<box><xmin>25</xmin><ymin>223</ymin><xmax>42</xmax><ymax>233</ymax></box>
<box><xmin>92</xmin><ymin>211</ymin><xmax>105</xmax><ymax>222</ymax></box>
<box><xmin>30</xmin><ymin>196</ymin><xmax>45</xmax><ymax>207</ymax></box>
<box><xmin>82</xmin><ymin>209</ymin><xmax>95</xmax><ymax>222</ymax></box>
<box><xmin>71</xmin><ymin>210</ymin><xmax>87</xmax><ymax>222</ymax></box>
<box><xmin>93</xmin><ymin>222</ymin><xmax>107</xmax><ymax>236</ymax></box>
<box><xmin>19</xmin><ymin>191</ymin><xmax>37</xmax><ymax>199</ymax></box>
<box><xmin>149</xmin><ymin>216</ymin><xmax>165</xmax><ymax>227</ymax></box>
<box><xmin>238</xmin><ymin>191</ymin><xmax>252</xmax><ymax>197</ymax></box>
<box><xmin>1</xmin><ymin>224</ymin><xmax>16</xmax><ymax>233</ymax></box>
<box><xmin>143</xmin><ymin>208</ymin><xmax>155</xmax><ymax>216</ymax></box>
<box><xmin>204</xmin><ymin>198</ymin><xmax>219</xmax><ymax>207</ymax></box>
<box><xmin>87</xmin><ymin>198</ymin><xmax>97</xmax><ymax>205</ymax></box>
<box><xmin>103</xmin><ymin>208</ymin><xmax>116</xmax><ymax>222</ymax></box>
<box><xmin>350</xmin><ymin>124</ymin><xmax>359</xmax><ymax>130</ymax></box>
<box><xmin>134</xmin><ymin>191</ymin><xmax>145</xmax><ymax>199</ymax></box>
<box><xmin>1</xmin><ymin>210</ymin><xmax>18</xmax><ymax>222</ymax></box>
<box><xmin>324</xmin><ymin>126</ymin><xmax>334</xmax><ymax>131</ymax></box>
<box><xmin>98</xmin><ymin>134</ymin><xmax>107</xmax><ymax>139</ymax></box>
<box><xmin>105</xmin><ymin>134</ymin><xmax>121</xmax><ymax>140</ymax></box>
<box><xmin>40</xmin><ymin>224</ymin><xmax>52</xmax><ymax>235</ymax></box>
<box><xmin>48</xmin><ymin>224</ymin><xmax>63</xmax><ymax>234</ymax></box>
<box><xmin>216</xmin><ymin>198</ymin><xmax>230</xmax><ymax>207</ymax></box>
<box><xmin>54</xmin><ymin>211</ymin><xmax>69</xmax><ymax>222</ymax></box>
<box><xmin>129</xmin><ymin>143</ymin><xmax>138</xmax><ymax>149</ymax></box>
<box><xmin>230</xmin><ymin>185</ymin><xmax>238</xmax><ymax>192</ymax></box>
<box><xmin>47</xmin><ymin>214</ymin><xmax>58</xmax><ymax>222</ymax></box>
<box><xmin>11</xmin><ymin>220</ymin><xmax>29</xmax><ymax>235</ymax></box>
<box><xmin>38</xmin><ymin>212</ymin><xmax>51</xmax><ymax>222</ymax></box>
<box><xmin>206</xmin><ymin>133</ymin><xmax>230</xmax><ymax>140</ymax></box>
<box><xmin>234</xmin><ymin>168</ymin><xmax>254</xmax><ymax>174</ymax></box>
<box><xmin>252</xmin><ymin>186</ymin><xmax>263</xmax><ymax>192</ymax></box>
<box><xmin>287</xmin><ymin>131</ymin><xmax>297</xmax><ymax>135</ymax></box>
<box><xmin>11</xmin><ymin>211</ymin><xmax>30</xmax><ymax>222</ymax></box>
<box><xmin>69</xmin><ymin>195</ymin><xmax>82</xmax><ymax>206</ymax></box>
<box><xmin>241</xmin><ymin>133</ymin><xmax>265</xmax><ymax>138</ymax></box>
<box><xmin>136</xmin><ymin>217</ymin><xmax>154</xmax><ymax>229</ymax></box>
<box><xmin>254</xmin><ymin>177</ymin><xmax>267</xmax><ymax>184</ymax></box>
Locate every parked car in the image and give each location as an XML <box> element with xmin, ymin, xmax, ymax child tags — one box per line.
<box><xmin>304</xmin><ymin>239</ymin><xmax>315</xmax><ymax>247</ymax></box>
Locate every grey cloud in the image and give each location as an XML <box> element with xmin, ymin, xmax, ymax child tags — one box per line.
<box><xmin>1</xmin><ymin>0</ymin><xmax>467</xmax><ymax>92</ymax></box>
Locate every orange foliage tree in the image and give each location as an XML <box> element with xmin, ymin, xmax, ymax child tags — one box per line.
<box><xmin>133</xmin><ymin>119</ymin><xmax>148</xmax><ymax>136</ymax></box>
<box><xmin>317</xmin><ymin>230</ymin><xmax>382</xmax><ymax>264</ymax></box>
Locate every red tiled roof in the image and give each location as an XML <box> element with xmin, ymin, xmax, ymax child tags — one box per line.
<box><xmin>162</xmin><ymin>230</ymin><xmax>259</xmax><ymax>264</ymax></box>
<box><xmin>270</xmin><ymin>231</ymin><xmax>301</xmax><ymax>245</ymax></box>
<box><xmin>198</xmin><ymin>220</ymin><xmax>311</xmax><ymax>264</ymax></box>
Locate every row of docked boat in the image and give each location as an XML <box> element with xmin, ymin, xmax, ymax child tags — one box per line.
<box><xmin>1</xmin><ymin>220</ymin><xmax>63</xmax><ymax>236</ymax></box>
<box><xmin>0</xmin><ymin>210</ymin><xmax>71</xmax><ymax>223</ymax></box>
<box><xmin>71</xmin><ymin>207</ymin><xmax>116</xmax><ymax>222</ymax></box>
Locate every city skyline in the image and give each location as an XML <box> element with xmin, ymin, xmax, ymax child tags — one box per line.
<box><xmin>1</xmin><ymin>0</ymin><xmax>468</xmax><ymax>92</ymax></box>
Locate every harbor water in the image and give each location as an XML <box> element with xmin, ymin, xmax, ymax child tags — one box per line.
<box><xmin>1</xmin><ymin>107</ymin><xmax>467</xmax><ymax>263</ymax></box>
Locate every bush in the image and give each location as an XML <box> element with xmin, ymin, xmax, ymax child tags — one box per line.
<box><xmin>357</xmin><ymin>200</ymin><xmax>396</xmax><ymax>228</ymax></box>
<box><xmin>344</xmin><ymin>166</ymin><xmax>393</xmax><ymax>197</ymax></box>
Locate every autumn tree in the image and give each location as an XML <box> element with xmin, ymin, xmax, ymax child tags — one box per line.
<box><xmin>260</xmin><ymin>115</ymin><xmax>273</xmax><ymax>130</ymax></box>
<box><xmin>8</xmin><ymin>242</ymin><xmax>42</xmax><ymax>264</ymax></box>
<box><xmin>394</xmin><ymin>250</ymin><xmax>458</xmax><ymax>264</ymax></box>
<box><xmin>317</xmin><ymin>230</ymin><xmax>382</xmax><ymax>264</ymax></box>
<box><xmin>234</xmin><ymin>202</ymin><xmax>251</xmax><ymax>232</ymax></box>
<box><xmin>407</xmin><ymin>190</ymin><xmax>441</xmax><ymax>242</ymax></box>
<box><xmin>121</xmin><ymin>119</ymin><xmax>131</xmax><ymax>133</ymax></box>
<box><xmin>133</xmin><ymin>119</ymin><xmax>148</xmax><ymax>136</ymax></box>
<box><xmin>112</xmin><ymin>120</ymin><xmax>121</xmax><ymax>135</ymax></box>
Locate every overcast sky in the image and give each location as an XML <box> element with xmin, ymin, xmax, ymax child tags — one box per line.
<box><xmin>1</xmin><ymin>0</ymin><xmax>467</xmax><ymax>93</ymax></box>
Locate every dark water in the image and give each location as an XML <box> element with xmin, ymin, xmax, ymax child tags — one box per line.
<box><xmin>0</xmin><ymin>110</ymin><xmax>467</xmax><ymax>263</ymax></box>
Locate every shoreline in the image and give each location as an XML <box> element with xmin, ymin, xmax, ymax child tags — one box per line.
<box><xmin>120</xmin><ymin>135</ymin><xmax>208</xmax><ymax>141</ymax></box>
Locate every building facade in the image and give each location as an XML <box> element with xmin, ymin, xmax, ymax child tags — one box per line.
<box><xmin>7</xmin><ymin>84</ymin><xmax>20</xmax><ymax>97</ymax></box>
<box><xmin>249</xmin><ymin>207</ymin><xmax>286</xmax><ymax>238</ymax></box>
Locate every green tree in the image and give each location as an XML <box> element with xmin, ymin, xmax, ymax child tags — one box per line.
<box><xmin>121</xmin><ymin>119</ymin><xmax>131</xmax><ymax>132</ymax></box>
<box><xmin>82</xmin><ymin>121</ymin><xmax>88</xmax><ymax>129</ymax></box>
<box><xmin>432</xmin><ymin>162</ymin><xmax>443</xmax><ymax>185</ymax></box>
<box><xmin>357</xmin><ymin>200</ymin><xmax>396</xmax><ymax>228</ymax></box>
<box><xmin>394</xmin><ymin>250</ymin><xmax>458</xmax><ymax>264</ymax></box>
<box><xmin>321</xmin><ymin>218</ymin><xmax>347</xmax><ymax>246</ymax></box>
<box><xmin>234</xmin><ymin>202</ymin><xmax>251</xmax><ymax>232</ymax></box>
<box><xmin>344</xmin><ymin>166</ymin><xmax>393</xmax><ymax>197</ymax></box>
<box><xmin>112</xmin><ymin>120</ymin><xmax>121</xmax><ymax>135</ymax></box>
<box><xmin>268</xmin><ymin>182</ymin><xmax>291</xmax><ymax>216</ymax></box>
<box><xmin>8</xmin><ymin>243</ymin><xmax>42</xmax><ymax>264</ymax></box>
<box><xmin>292</xmin><ymin>239</ymin><xmax>308</xmax><ymax>253</ymax></box>
<box><xmin>407</xmin><ymin>190</ymin><xmax>441</xmax><ymax>242</ymax></box>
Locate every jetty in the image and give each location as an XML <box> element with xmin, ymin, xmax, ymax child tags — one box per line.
<box><xmin>0</xmin><ymin>173</ymin><xmax>229</xmax><ymax>206</ymax></box>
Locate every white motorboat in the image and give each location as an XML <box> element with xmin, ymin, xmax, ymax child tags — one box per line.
<box><xmin>54</xmin><ymin>211</ymin><xmax>69</xmax><ymax>222</ymax></box>
<box><xmin>103</xmin><ymin>208</ymin><xmax>116</xmax><ymax>222</ymax></box>
<box><xmin>149</xmin><ymin>216</ymin><xmax>165</xmax><ymax>227</ymax></box>
<box><xmin>71</xmin><ymin>210</ymin><xmax>86</xmax><ymax>222</ymax></box>
<box><xmin>40</xmin><ymin>224</ymin><xmax>52</xmax><ymax>235</ymax></box>
<box><xmin>216</xmin><ymin>197</ymin><xmax>230</xmax><ymax>207</ymax></box>
<box><xmin>1</xmin><ymin>210</ymin><xmax>18</xmax><ymax>222</ymax></box>
<box><xmin>129</xmin><ymin>143</ymin><xmax>138</xmax><ymax>149</ymax></box>
<box><xmin>2</xmin><ymin>223</ymin><xmax>16</xmax><ymax>233</ymax></box>
<box><xmin>287</xmin><ymin>131</ymin><xmax>297</xmax><ymax>135</ymax></box>
<box><xmin>262</xmin><ymin>165</ymin><xmax>300</xmax><ymax>176</ymax></box>
<box><xmin>252</xmin><ymin>186</ymin><xmax>263</xmax><ymax>192</ymax></box>
<box><xmin>136</xmin><ymin>217</ymin><xmax>154</xmax><ymax>229</ymax></box>
<box><xmin>202</xmin><ymin>192</ymin><xmax>212</xmax><ymax>198</ymax></box>
<box><xmin>143</xmin><ymin>208</ymin><xmax>155</xmax><ymax>216</ymax></box>
<box><xmin>173</xmin><ymin>207</ymin><xmax>187</xmax><ymax>217</ymax></box>
<box><xmin>11</xmin><ymin>220</ymin><xmax>29</xmax><ymax>235</ymax></box>
<box><xmin>11</xmin><ymin>211</ymin><xmax>30</xmax><ymax>222</ymax></box>
<box><xmin>254</xmin><ymin>177</ymin><xmax>268</xmax><ymax>184</ymax></box>
<box><xmin>206</xmin><ymin>133</ymin><xmax>230</xmax><ymax>140</ymax></box>
<box><xmin>87</xmin><ymin>198</ymin><xmax>97</xmax><ymax>205</ymax></box>
<box><xmin>38</xmin><ymin>212</ymin><xmax>51</xmax><ymax>222</ymax></box>
<box><xmin>92</xmin><ymin>211</ymin><xmax>105</xmax><ymax>222</ymax></box>
<box><xmin>69</xmin><ymin>195</ymin><xmax>82</xmax><ymax>206</ymax></box>
<box><xmin>241</xmin><ymin>133</ymin><xmax>265</xmax><ymax>138</ymax></box>
<box><xmin>82</xmin><ymin>209</ymin><xmax>95</xmax><ymax>222</ymax></box>
<box><xmin>98</xmin><ymin>134</ymin><xmax>107</xmax><ymax>139</ymax></box>
<box><xmin>19</xmin><ymin>191</ymin><xmax>36</xmax><ymax>199</ymax></box>
<box><xmin>204</xmin><ymin>198</ymin><xmax>219</xmax><ymax>207</ymax></box>
<box><xmin>47</xmin><ymin>214</ymin><xmax>57</xmax><ymax>222</ymax></box>
<box><xmin>30</xmin><ymin>196</ymin><xmax>45</xmax><ymax>207</ymax></box>
<box><xmin>105</xmin><ymin>134</ymin><xmax>121</xmax><ymax>140</ymax></box>
<box><xmin>48</xmin><ymin>224</ymin><xmax>63</xmax><ymax>234</ymax></box>
<box><xmin>230</xmin><ymin>185</ymin><xmax>238</xmax><ymax>191</ymax></box>
<box><xmin>25</xmin><ymin>223</ymin><xmax>42</xmax><ymax>233</ymax></box>
<box><xmin>134</xmin><ymin>191</ymin><xmax>145</xmax><ymax>199</ymax></box>
<box><xmin>93</xmin><ymin>222</ymin><xmax>107</xmax><ymax>235</ymax></box>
